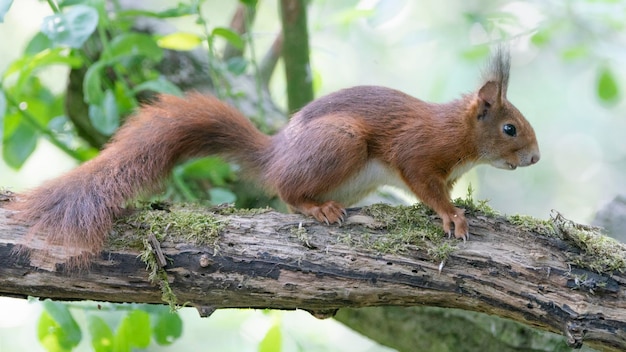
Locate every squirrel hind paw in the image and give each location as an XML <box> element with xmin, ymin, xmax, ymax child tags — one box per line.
<box><xmin>293</xmin><ymin>200</ymin><xmax>346</xmax><ymax>225</ymax></box>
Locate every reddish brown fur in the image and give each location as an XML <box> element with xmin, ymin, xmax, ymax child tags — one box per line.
<box><xmin>11</xmin><ymin>51</ymin><xmax>540</xmax><ymax>268</ymax></box>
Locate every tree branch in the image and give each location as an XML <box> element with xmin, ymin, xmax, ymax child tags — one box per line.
<box><xmin>0</xmin><ymin>197</ymin><xmax>624</xmax><ymax>351</ymax></box>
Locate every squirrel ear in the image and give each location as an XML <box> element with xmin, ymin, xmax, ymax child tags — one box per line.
<box><xmin>478</xmin><ymin>81</ymin><xmax>500</xmax><ymax>106</ymax></box>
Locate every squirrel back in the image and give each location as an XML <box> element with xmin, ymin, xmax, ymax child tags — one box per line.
<box><xmin>10</xmin><ymin>48</ymin><xmax>539</xmax><ymax>269</ymax></box>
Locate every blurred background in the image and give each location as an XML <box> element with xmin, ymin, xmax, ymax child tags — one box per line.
<box><xmin>1</xmin><ymin>0</ymin><xmax>624</xmax><ymax>351</ymax></box>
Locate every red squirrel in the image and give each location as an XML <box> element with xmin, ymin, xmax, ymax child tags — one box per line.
<box><xmin>10</xmin><ymin>48</ymin><xmax>539</xmax><ymax>268</ymax></box>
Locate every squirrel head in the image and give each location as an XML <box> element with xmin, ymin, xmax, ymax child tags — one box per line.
<box><xmin>472</xmin><ymin>49</ymin><xmax>540</xmax><ymax>170</ymax></box>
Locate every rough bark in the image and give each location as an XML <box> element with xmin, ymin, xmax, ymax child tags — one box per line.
<box><xmin>0</xmin><ymin>198</ymin><xmax>624</xmax><ymax>352</ymax></box>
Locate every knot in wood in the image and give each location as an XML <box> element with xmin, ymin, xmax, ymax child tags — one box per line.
<box><xmin>199</xmin><ymin>254</ymin><xmax>212</xmax><ymax>268</ymax></box>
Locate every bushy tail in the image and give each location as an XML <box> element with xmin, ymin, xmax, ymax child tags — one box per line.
<box><xmin>10</xmin><ymin>93</ymin><xmax>271</xmax><ymax>269</ymax></box>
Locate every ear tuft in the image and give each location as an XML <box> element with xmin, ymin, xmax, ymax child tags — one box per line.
<box><xmin>481</xmin><ymin>45</ymin><xmax>510</xmax><ymax>103</ymax></box>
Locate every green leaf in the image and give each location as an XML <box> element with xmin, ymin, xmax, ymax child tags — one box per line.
<box><xmin>258</xmin><ymin>324</ymin><xmax>282</xmax><ymax>352</ymax></box>
<box><xmin>2</xmin><ymin>82</ymin><xmax>64</xmax><ymax>168</ymax></box>
<box><xmin>461</xmin><ymin>45</ymin><xmax>489</xmax><ymax>61</ymax></box>
<box><xmin>74</xmin><ymin>146</ymin><xmax>99</xmax><ymax>160</ymax></box>
<box><xmin>151</xmin><ymin>311</ymin><xmax>183</xmax><ymax>346</ymax></box>
<box><xmin>0</xmin><ymin>90</ymin><xmax>6</xmax><ymax>119</ymax></box>
<box><xmin>2</xmin><ymin>110</ymin><xmax>37</xmax><ymax>169</ymax></box>
<box><xmin>561</xmin><ymin>45</ymin><xmax>588</xmax><ymax>61</ymax></box>
<box><xmin>157</xmin><ymin>32</ymin><xmax>203</xmax><ymax>51</ymax></box>
<box><xmin>226</xmin><ymin>57</ymin><xmax>248</xmax><ymax>75</ymax></box>
<box><xmin>25</xmin><ymin>32</ymin><xmax>54</xmax><ymax>55</ymax></box>
<box><xmin>39</xmin><ymin>301</ymin><xmax>82</xmax><ymax>351</ymax></box>
<box><xmin>41</xmin><ymin>4</ymin><xmax>99</xmax><ymax>48</ymax></box>
<box><xmin>38</xmin><ymin>311</ymin><xmax>72</xmax><ymax>352</ymax></box>
<box><xmin>530</xmin><ymin>30</ymin><xmax>550</xmax><ymax>47</ymax></box>
<box><xmin>178</xmin><ymin>157</ymin><xmax>234</xmax><ymax>185</ymax></box>
<box><xmin>312</xmin><ymin>69</ymin><xmax>323</xmax><ymax>94</ymax></box>
<box><xmin>13</xmin><ymin>78</ymin><xmax>59</xmax><ymax>123</ymax></box>
<box><xmin>209</xmin><ymin>188</ymin><xmax>237</xmax><ymax>205</ymax></box>
<box><xmin>114</xmin><ymin>310</ymin><xmax>151</xmax><ymax>351</ymax></box>
<box><xmin>155</xmin><ymin>3</ymin><xmax>196</xmax><ymax>17</ymax></box>
<box><xmin>88</xmin><ymin>316</ymin><xmax>114</xmax><ymax>352</ymax></box>
<box><xmin>3</xmin><ymin>48</ymin><xmax>82</xmax><ymax>94</ymax></box>
<box><xmin>112</xmin><ymin>81</ymin><xmax>137</xmax><ymax>116</ymax></box>
<box><xmin>57</xmin><ymin>0</ymin><xmax>86</xmax><ymax>7</ymax></box>
<box><xmin>239</xmin><ymin>0</ymin><xmax>258</xmax><ymax>6</ymax></box>
<box><xmin>2</xmin><ymin>103</ymin><xmax>19</xmax><ymax>136</ymax></box>
<box><xmin>4</xmin><ymin>48</ymin><xmax>83</xmax><ymax>78</ymax></box>
<box><xmin>332</xmin><ymin>8</ymin><xmax>374</xmax><ymax>26</ymax></box>
<box><xmin>106</xmin><ymin>33</ymin><xmax>163</xmax><ymax>61</ymax></box>
<box><xmin>83</xmin><ymin>60</ymin><xmax>107</xmax><ymax>104</ymax></box>
<box><xmin>0</xmin><ymin>0</ymin><xmax>14</xmax><ymax>23</ymax></box>
<box><xmin>597</xmin><ymin>66</ymin><xmax>620</xmax><ymax>105</ymax></box>
<box><xmin>47</xmin><ymin>115</ymin><xmax>69</xmax><ymax>133</ymax></box>
<box><xmin>57</xmin><ymin>0</ymin><xmax>89</xmax><ymax>9</ymax></box>
<box><xmin>212</xmin><ymin>27</ymin><xmax>244</xmax><ymax>50</ymax></box>
<box><xmin>133</xmin><ymin>77</ymin><xmax>183</xmax><ymax>97</ymax></box>
<box><xmin>118</xmin><ymin>3</ymin><xmax>196</xmax><ymax>19</ymax></box>
<box><xmin>88</xmin><ymin>90</ymin><xmax>120</xmax><ymax>135</ymax></box>
<box><xmin>0</xmin><ymin>94</ymin><xmax>7</xmax><ymax>140</ymax></box>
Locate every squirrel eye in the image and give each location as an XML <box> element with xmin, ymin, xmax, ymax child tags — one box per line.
<box><xmin>503</xmin><ymin>124</ymin><xmax>517</xmax><ymax>137</ymax></box>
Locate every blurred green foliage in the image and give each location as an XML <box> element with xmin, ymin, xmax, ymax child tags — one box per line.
<box><xmin>37</xmin><ymin>300</ymin><xmax>182</xmax><ymax>352</ymax></box>
<box><xmin>0</xmin><ymin>0</ymin><xmax>252</xmax><ymax>203</ymax></box>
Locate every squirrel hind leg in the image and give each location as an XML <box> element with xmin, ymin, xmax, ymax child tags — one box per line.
<box><xmin>267</xmin><ymin>114</ymin><xmax>370</xmax><ymax>225</ymax></box>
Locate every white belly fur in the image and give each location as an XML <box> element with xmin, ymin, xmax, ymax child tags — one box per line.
<box><xmin>448</xmin><ymin>161</ymin><xmax>480</xmax><ymax>183</ymax></box>
<box><xmin>321</xmin><ymin>159</ymin><xmax>480</xmax><ymax>206</ymax></box>
<box><xmin>321</xmin><ymin>160</ymin><xmax>410</xmax><ymax>206</ymax></box>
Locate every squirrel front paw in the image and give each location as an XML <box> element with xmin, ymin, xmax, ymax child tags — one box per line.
<box><xmin>440</xmin><ymin>207</ymin><xmax>469</xmax><ymax>241</ymax></box>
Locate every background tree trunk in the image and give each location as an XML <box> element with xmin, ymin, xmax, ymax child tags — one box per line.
<box><xmin>279</xmin><ymin>0</ymin><xmax>314</xmax><ymax>112</ymax></box>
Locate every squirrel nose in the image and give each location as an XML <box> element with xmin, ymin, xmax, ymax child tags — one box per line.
<box><xmin>530</xmin><ymin>152</ymin><xmax>540</xmax><ymax>165</ymax></box>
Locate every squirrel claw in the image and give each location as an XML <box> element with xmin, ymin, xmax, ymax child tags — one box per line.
<box><xmin>457</xmin><ymin>232</ymin><xmax>469</xmax><ymax>242</ymax></box>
